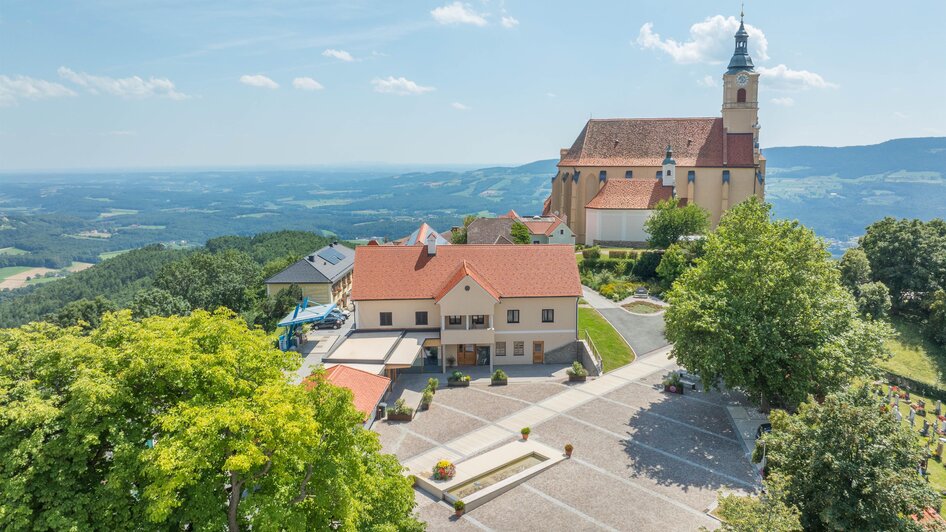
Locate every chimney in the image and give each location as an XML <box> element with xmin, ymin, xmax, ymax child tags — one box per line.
<box><xmin>307</xmin><ymin>255</ymin><xmax>315</xmax><ymax>262</ymax></box>
<box><xmin>426</xmin><ymin>233</ymin><xmax>438</xmax><ymax>256</ymax></box>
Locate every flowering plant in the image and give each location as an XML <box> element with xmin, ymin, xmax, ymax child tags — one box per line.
<box><xmin>432</xmin><ymin>459</ymin><xmax>456</xmax><ymax>481</ymax></box>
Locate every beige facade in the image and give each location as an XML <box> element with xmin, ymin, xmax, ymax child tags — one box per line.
<box><xmin>354</xmin><ymin>290</ymin><xmax>578</xmax><ymax>368</ymax></box>
<box><xmin>266</xmin><ymin>269</ymin><xmax>353</xmax><ymax>307</ymax></box>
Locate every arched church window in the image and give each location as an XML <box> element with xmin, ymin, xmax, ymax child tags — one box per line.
<box><xmin>737</xmin><ymin>88</ymin><xmax>746</xmax><ymax>103</ymax></box>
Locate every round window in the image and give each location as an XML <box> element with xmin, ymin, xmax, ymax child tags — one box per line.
<box><xmin>464</xmin><ymin>285</ymin><xmax>470</xmax><ymax>291</ymax></box>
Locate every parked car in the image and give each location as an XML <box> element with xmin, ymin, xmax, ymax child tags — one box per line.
<box><xmin>332</xmin><ymin>308</ymin><xmax>351</xmax><ymax>319</ymax></box>
<box><xmin>313</xmin><ymin>314</ymin><xmax>344</xmax><ymax>330</ymax></box>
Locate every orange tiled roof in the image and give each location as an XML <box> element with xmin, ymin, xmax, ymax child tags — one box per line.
<box><xmin>522</xmin><ymin>216</ymin><xmax>564</xmax><ymax>236</ymax></box>
<box><xmin>541</xmin><ymin>196</ymin><xmax>552</xmax><ymax>216</ymax></box>
<box><xmin>585</xmin><ymin>179</ymin><xmax>674</xmax><ymax>210</ymax></box>
<box><xmin>499</xmin><ymin>209</ymin><xmax>520</xmax><ymax>219</ymax></box>
<box><xmin>352</xmin><ymin>244</ymin><xmax>582</xmax><ymax>300</ymax></box>
<box><xmin>306</xmin><ymin>365</ymin><xmax>390</xmax><ymax>421</ymax></box>
<box><xmin>558</xmin><ymin>117</ymin><xmax>754</xmax><ymax>167</ymax></box>
<box><xmin>435</xmin><ymin>260</ymin><xmax>501</xmax><ymax>301</ymax></box>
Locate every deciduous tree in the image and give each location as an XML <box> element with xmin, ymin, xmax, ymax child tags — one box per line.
<box><xmin>665</xmin><ymin>199</ymin><xmax>891</xmax><ymax>409</ymax></box>
<box><xmin>131</xmin><ymin>287</ymin><xmax>191</xmax><ymax>319</ymax></box>
<box><xmin>510</xmin><ymin>221</ymin><xmax>531</xmax><ymax>244</ymax></box>
<box><xmin>856</xmin><ymin>281</ymin><xmax>892</xmax><ymax>320</ymax></box>
<box><xmin>838</xmin><ymin>247</ymin><xmax>871</xmax><ymax>291</ymax></box>
<box><xmin>154</xmin><ymin>249</ymin><xmax>261</xmax><ymax>312</ymax></box>
<box><xmin>644</xmin><ymin>198</ymin><xmax>710</xmax><ymax>249</ymax></box>
<box><xmin>758</xmin><ymin>386</ymin><xmax>938</xmax><ymax>531</ymax></box>
<box><xmin>860</xmin><ymin>217</ymin><xmax>946</xmax><ymax>310</ymax></box>
<box><xmin>711</xmin><ymin>491</ymin><xmax>802</xmax><ymax>532</ymax></box>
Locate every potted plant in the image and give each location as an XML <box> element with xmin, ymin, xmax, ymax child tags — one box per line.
<box><xmin>427</xmin><ymin>377</ymin><xmax>439</xmax><ymax>393</ymax></box>
<box><xmin>662</xmin><ymin>373</ymin><xmax>684</xmax><ymax>394</ymax></box>
<box><xmin>446</xmin><ymin>356</ymin><xmax>456</xmax><ymax>368</ymax></box>
<box><xmin>386</xmin><ymin>398</ymin><xmax>414</xmax><ymax>421</ymax></box>
<box><xmin>448</xmin><ymin>370</ymin><xmax>471</xmax><ymax>387</ymax></box>
<box><xmin>432</xmin><ymin>459</ymin><xmax>456</xmax><ymax>481</ymax></box>
<box><xmin>491</xmin><ymin>369</ymin><xmax>508</xmax><ymax>386</ymax></box>
<box><xmin>564</xmin><ymin>443</ymin><xmax>574</xmax><ymax>458</ymax></box>
<box><xmin>520</xmin><ymin>427</ymin><xmax>531</xmax><ymax>441</ymax></box>
<box><xmin>454</xmin><ymin>500</ymin><xmax>465</xmax><ymax>518</ymax></box>
<box><xmin>566</xmin><ymin>361</ymin><xmax>588</xmax><ymax>382</ymax></box>
<box><xmin>421</xmin><ymin>389</ymin><xmax>433</xmax><ymax>411</ymax></box>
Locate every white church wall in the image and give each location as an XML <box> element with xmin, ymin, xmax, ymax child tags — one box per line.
<box><xmin>585</xmin><ymin>208</ymin><xmax>653</xmax><ymax>246</ymax></box>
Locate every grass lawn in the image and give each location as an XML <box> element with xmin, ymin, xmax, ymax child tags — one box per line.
<box><xmin>882</xmin><ymin>317</ymin><xmax>945</xmax><ymax>386</ymax></box>
<box><xmin>622</xmin><ymin>301</ymin><xmax>664</xmax><ymax>314</ymax></box>
<box><xmin>887</xmin><ymin>386</ymin><xmax>946</xmax><ymax>510</ymax></box>
<box><xmin>0</xmin><ymin>246</ymin><xmax>28</xmax><ymax>255</ymax></box>
<box><xmin>0</xmin><ymin>266</ymin><xmax>32</xmax><ymax>281</ymax></box>
<box><xmin>579</xmin><ymin>307</ymin><xmax>635</xmax><ymax>372</ymax></box>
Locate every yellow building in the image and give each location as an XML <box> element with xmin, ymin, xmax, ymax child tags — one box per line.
<box><xmin>264</xmin><ymin>242</ymin><xmax>354</xmax><ymax>307</ymax></box>
<box><xmin>545</xmin><ymin>14</ymin><xmax>765</xmax><ymax>245</ymax></box>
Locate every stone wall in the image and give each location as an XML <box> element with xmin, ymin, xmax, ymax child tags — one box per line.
<box><xmin>544</xmin><ymin>341</ymin><xmax>578</xmax><ymax>364</ymax></box>
<box><xmin>578</xmin><ymin>340</ymin><xmax>602</xmax><ymax>376</ymax></box>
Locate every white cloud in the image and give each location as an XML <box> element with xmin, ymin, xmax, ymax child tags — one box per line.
<box><xmin>371</xmin><ymin>76</ymin><xmax>434</xmax><ymax>95</ymax></box>
<box><xmin>322</xmin><ymin>48</ymin><xmax>355</xmax><ymax>62</ymax></box>
<box><xmin>239</xmin><ymin>74</ymin><xmax>279</xmax><ymax>89</ymax></box>
<box><xmin>697</xmin><ymin>75</ymin><xmax>718</xmax><ymax>88</ymax></box>
<box><xmin>292</xmin><ymin>77</ymin><xmax>324</xmax><ymax>91</ymax></box>
<box><xmin>451</xmin><ymin>102</ymin><xmax>470</xmax><ymax>110</ymax></box>
<box><xmin>58</xmin><ymin>67</ymin><xmax>189</xmax><ymax>100</ymax></box>
<box><xmin>636</xmin><ymin>15</ymin><xmax>769</xmax><ymax>64</ymax></box>
<box><xmin>0</xmin><ymin>74</ymin><xmax>76</xmax><ymax>106</ymax></box>
<box><xmin>501</xmin><ymin>16</ymin><xmax>519</xmax><ymax>28</ymax></box>
<box><xmin>757</xmin><ymin>64</ymin><xmax>838</xmax><ymax>90</ymax></box>
<box><xmin>770</xmin><ymin>97</ymin><xmax>795</xmax><ymax>107</ymax></box>
<box><xmin>431</xmin><ymin>2</ymin><xmax>488</xmax><ymax>26</ymax></box>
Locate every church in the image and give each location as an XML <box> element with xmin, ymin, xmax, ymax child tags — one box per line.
<box><xmin>544</xmin><ymin>13</ymin><xmax>765</xmax><ymax>246</ymax></box>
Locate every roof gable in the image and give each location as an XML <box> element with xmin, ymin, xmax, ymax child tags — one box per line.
<box><xmin>265</xmin><ymin>243</ymin><xmax>355</xmax><ymax>284</ymax></box>
<box><xmin>305</xmin><ymin>365</ymin><xmax>390</xmax><ymax>420</ymax></box>
<box><xmin>435</xmin><ymin>260</ymin><xmax>501</xmax><ymax>302</ymax></box>
<box><xmin>585</xmin><ymin>179</ymin><xmax>674</xmax><ymax>210</ymax></box>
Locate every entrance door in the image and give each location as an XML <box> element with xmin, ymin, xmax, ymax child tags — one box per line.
<box><xmin>459</xmin><ymin>344</ymin><xmax>476</xmax><ymax>365</ymax></box>
<box><xmin>476</xmin><ymin>345</ymin><xmax>490</xmax><ymax>366</ymax></box>
<box><xmin>532</xmin><ymin>341</ymin><xmax>544</xmax><ymax>364</ymax></box>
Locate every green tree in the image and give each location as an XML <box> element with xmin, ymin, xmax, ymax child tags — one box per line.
<box><xmin>758</xmin><ymin>386</ymin><xmax>938</xmax><ymax>531</ymax></box>
<box><xmin>510</xmin><ymin>221</ymin><xmax>531</xmax><ymax>244</ymax></box>
<box><xmin>45</xmin><ymin>295</ymin><xmax>116</xmax><ymax>329</ymax></box>
<box><xmin>450</xmin><ymin>215</ymin><xmax>478</xmax><ymax>244</ymax></box>
<box><xmin>255</xmin><ymin>284</ymin><xmax>303</xmax><ymax>332</ymax></box>
<box><xmin>154</xmin><ymin>249</ymin><xmax>262</xmax><ymax>312</ymax></box>
<box><xmin>131</xmin><ymin>287</ymin><xmax>191</xmax><ymax>319</ymax></box>
<box><xmin>0</xmin><ymin>310</ymin><xmax>420</xmax><ymax>531</ymax></box>
<box><xmin>644</xmin><ymin>198</ymin><xmax>710</xmax><ymax>249</ymax></box>
<box><xmin>711</xmin><ymin>491</ymin><xmax>802</xmax><ymax>532</ymax></box>
<box><xmin>656</xmin><ymin>240</ymin><xmax>705</xmax><ymax>291</ymax></box>
<box><xmin>664</xmin><ymin>199</ymin><xmax>891</xmax><ymax>409</ymax></box>
<box><xmin>838</xmin><ymin>247</ymin><xmax>871</xmax><ymax>292</ymax></box>
<box><xmin>928</xmin><ymin>289</ymin><xmax>946</xmax><ymax>346</ymax></box>
<box><xmin>860</xmin><ymin>217</ymin><xmax>946</xmax><ymax>310</ymax></box>
<box><xmin>856</xmin><ymin>281</ymin><xmax>892</xmax><ymax>320</ymax></box>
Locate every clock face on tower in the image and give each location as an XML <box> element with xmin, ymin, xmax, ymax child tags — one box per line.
<box><xmin>736</xmin><ymin>73</ymin><xmax>749</xmax><ymax>87</ymax></box>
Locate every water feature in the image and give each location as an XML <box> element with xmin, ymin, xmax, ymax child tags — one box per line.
<box><xmin>446</xmin><ymin>453</ymin><xmax>546</xmax><ymax>500</ymax></box>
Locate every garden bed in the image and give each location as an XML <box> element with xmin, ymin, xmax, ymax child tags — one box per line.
<box><xmin>622</xmin><ymin>301</ymin><xmax>664</xmax><ymax>314</ymax></box>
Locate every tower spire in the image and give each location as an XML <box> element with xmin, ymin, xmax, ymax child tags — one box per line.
<box><xmin>727</xmin><ymin>8</ymin><xmax>754</xmax><ymax>74</ymax></box>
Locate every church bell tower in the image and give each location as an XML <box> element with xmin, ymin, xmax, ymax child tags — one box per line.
<box><xmin>721</xmin><ymin>9</ymin><xmax>760</xmax><ymax>140</ymax></box>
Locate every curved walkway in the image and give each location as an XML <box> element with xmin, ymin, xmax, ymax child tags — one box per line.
<box><xmin>582</xmin><ymin>286</ymin><xmax>670</xmax><ymax>357</ymax></box>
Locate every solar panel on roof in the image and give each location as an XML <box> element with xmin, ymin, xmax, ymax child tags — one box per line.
<box><xmin>317</xmin><ymin>250</ymin><xmax>341</xmax><ymax>265</ymax></box>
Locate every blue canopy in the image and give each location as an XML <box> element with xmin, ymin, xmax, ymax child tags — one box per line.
<box><xmin>277</xmin><ymin>302</ymin><xmax>337</xmax><ymax>327</ymax></box>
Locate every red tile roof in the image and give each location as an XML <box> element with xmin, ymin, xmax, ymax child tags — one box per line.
<box><xmin>305</xmin><ymin>365</ymin><xmax>390</xmax><ymax>421</ymax></box>
<box><xmin>499</xmin><ymin>209</ymin><xmax>520</xmax><ymax>219</ymax></box>
<box><xmin>522</xmin><ymin>216</ymin><xmax>564</xmax><ymax>236</ymax></box>
<box><xmin>558</xmin><ymin>118</ymin><xmax>754</xmax><ymax>167</ymax></box>
<box><xmin>541</xmin><ymin>196</ymin><xmax>552</xmax><ymax>216</ymax></box>
<box><xmin>585</xmin><ymin>179</ymin><xmax>675</xmax><ymax>210</ymax></box>
<box><xmin>434</xmin><ymin>260</ymin><xmax>501</xmax><ymax>301</ymax></box>
<box><xmin>352</xmin><ymin>244</ymin><xmax>582</xmax><ymax>300</ymax></box>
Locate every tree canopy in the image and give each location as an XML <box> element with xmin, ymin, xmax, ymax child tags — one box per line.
<box><xmin>664</xmin><ymin>199</ymin><xmax>891</xmax><ymax>409</ymax></box>
<box><xmin>838</xmin><ymin>247</ymin><xmax>871</xmax><ymax>291</ymax></box>
<box><xmin>154</xmin><ymin>249</ymin><xmax>262</xmax><ymax>313</ymax></box>
<box><xmin>644</xmin><ymin>197</ymin><xmax>710</xmax><ymax>249</ymax></box>
<box><xmin>0</xmin><ymin>310</ymin><xmax>420</xmax><ymax>531</ymax></box>
<box><xmin>756</xmin><ymin>386</ymin><xmax>938</xmax><ymax>531</ymax></box>
<box><xmin>860</xmin><ymin>217</ymin><xmax>946</xmax><ymax>310</ymax></box>
<box><xmin>510</xmin><ymin>221</ymin><xmax>531</xmax><ymax>244</ymax></box>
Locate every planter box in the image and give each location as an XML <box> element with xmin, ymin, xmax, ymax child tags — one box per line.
<box><xmin>663</xmin><ymin>384</ymin><xmax>684</xmax><ymax>395</ymax></box>
<box><xmin>448</xmin><ymin>380</ymin><xmax>470</xmax><ymax>388</ymax></box>
<box><xmin>491</xmin><ymin>378</ymin><xmax>508</xmax><ymax>386</ymax></box>
<box><xmin>568</xmin><ymin>374</ymin><xmax>587</xmax><ymax>383</ymax></box>
<box><xmin>387</xmin><ymin>412</ymin><xmax>414</xmax><ymax>422</ymax></box>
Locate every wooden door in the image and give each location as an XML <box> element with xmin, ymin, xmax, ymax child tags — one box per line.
<box><xmin>459</xmin><ymin>345</ymin><xmax>476</xmax><ymax>365</ymax></box>
<box><xmin>532</xmin><ymin>341</ymin><xmax>544</xmax><ymax>364</ymax></box>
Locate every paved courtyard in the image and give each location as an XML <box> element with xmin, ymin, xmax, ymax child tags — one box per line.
<box><xmin>373</xmin><ymin>349</ymin><xmax>761</xmax><ymax>531</ymax></box>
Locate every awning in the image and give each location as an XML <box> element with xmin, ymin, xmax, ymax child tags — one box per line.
<box><xmin>277</xmin><ymin>303</ymin><xmax>337</xmax><ymax>327</ymax></box>
<box><xmin>386</xmin><ymin>332</ymin><xmax>440</xmax><ymax>368</ymax></box>
<box><xmin>324</xmin><ymin>331</ymin><xmax>402</xmax><ymax>363</ymax></box>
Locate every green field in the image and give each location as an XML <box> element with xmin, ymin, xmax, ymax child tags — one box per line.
<box><xmin>0</xmin><ymin>247</ymin><xmax>28</xmax><ymax>255</ymax></box>
<box><xmin>98</xmin><ymin>208</ymin><xmax>139</xmax><ymax>218</ymax></box>
<box><xmin>0</xmin><ymin>266</ymin><xmax>32</xmax><ymax>281</ymax></box>
<box><xmin>99</xmin><ymin>249</ymin><xmax>133</xmax><ymax>260</ymax></box>
<box><xmin>882</xmin><ymin>317</ymin><xmax>945</xmax><ymax>386</ymax></box>
<box><xmin>26</xmin><ymin>276</ymin><xmax>60</xmax><ymax>285</ymax></box>
<box><xmin>579</xmin><ymin>306</ymin><xmax>635</xmax><ymax>372</ymax></box>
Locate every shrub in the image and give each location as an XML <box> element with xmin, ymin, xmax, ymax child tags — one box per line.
<box><xmin>632</xmin><ymin>251</ymin><xmax>662</xmax><ymax>280</ymax></box>
<box><xmin>564</xmin><ymin>443</ymin><xmax>574</xmax><ymax>453</ymax></box>
<box><xmin>389</xmin><ymin>398</ymin><xmax>413</xmax><ymax>416</ymax></box>
<box><xmin>427</xmin><ymin>377</ymin><xmax>439</xmax><ymax>393</ymax></box>
<box><xmin>582</xmin><ymin>247</ymin><xmax>601</xmax><ymax>259</ymax></box>
<box><xmin>449</xmin><ymin>370</ymin><xmax>464</xmax><ymax>381</ymax></box>
<box><xmin>492</xmin><ymin>369</ymin><xmax>507</xmax><ymax>380</ymax></box>
<box><xmin>566</xmin><ymin>361</ymin><xmax>588</xmax><ymax>377</ymax></box>
<box><xmin>453</xmin><ymin>500</ymin><xmax>465</xmax><ymax>511</ymax></box>
<box><xmin>421</xmin><ymin>389</ymin><xmax>433</xmax><ymax>406</ymax></box>
<box><xmin>662</xmin><ymin>372</ymin><xmax>682</xmax><ymax>389</ymax></box>
<box><xmin>520</xmin><ymin>427</ymin><xmax>531</xmax><ymax>435</ymax></box>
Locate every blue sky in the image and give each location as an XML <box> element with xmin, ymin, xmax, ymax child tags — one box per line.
<box><xmin>1</xmin><ymin>0</ymin><xmax>944</xmax><ymax>170</ymax></box>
